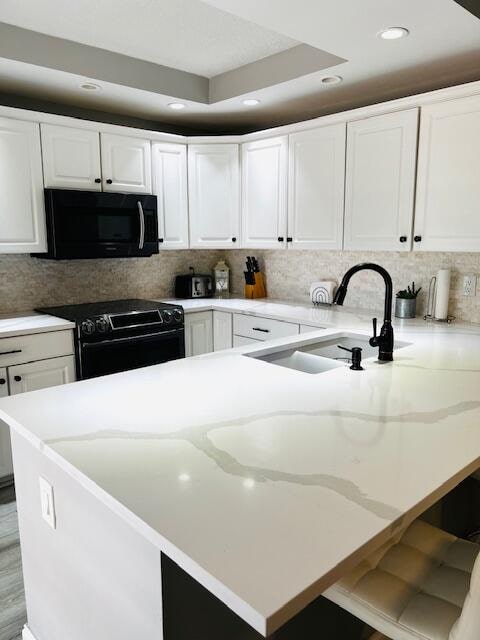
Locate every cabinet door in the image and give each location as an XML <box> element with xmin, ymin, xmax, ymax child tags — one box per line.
<box><xmin>213</xmin><ymin>311</ymin><xmax>232</xmax><ymax>351</ymax></box>
<box><xmin>41</xmin><ymin>124</ymin><xmax>102</xmax><ymax>190</ymax></box>
<box><xmin>188</xmin><ymin>144</ymin><xmax>240</xmax><ymax>248</ymax></box>
<box><xmin>101</xmin><ymin>134</ymin><xmax>152</xmax><ymax>194</ymax></box>
<box><xmin>152</xmin><ymin>143</ymin><xmax>189</xmax><ymax>249</ymax></box>
<box><xmin>8</xmin><ymin>355</ymin><xmax>76</xmax><ymax>395</ymax></box>
<box><xmin>184</xmin><ymin>312</ymin><xmax>213</xmax><ymax>357</ymax></box>
<box><xmin>344</xmin><ymin>109</ymin><xmax>418</xmax><ymax>251</ymax></box>
<box><xmin>0</xmin><ymin>367</ymin><xmax>13</xmax><ymax>480</ymax></box>
<box><xmin>242</xmin><ymin>136</ymin><xmax>288</xmax><ymax>249</ymax></box>
<box><xmin>414</xmin><ymin>95</ymin><xmax>480</xmax><ymax>251</ymax></box>
<box><xmin>288</xmin><ymin>124</ymin><xmax>345</xmax><ymax>250</ymax></box>
<box><xmin>0</xmin><ymin>118</ymin><xmax>47</xmax><ymax>253</ymax></box>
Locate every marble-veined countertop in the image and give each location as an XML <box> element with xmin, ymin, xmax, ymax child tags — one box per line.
<box><xmin>0</xmin><ymin>301</ymin><xmax>479</xmax><ymax>635</ymax></box>
<box><xmin>0</xmin><ymin>311</ymin><xmax>75</xmax><ymax>338</ymax></box>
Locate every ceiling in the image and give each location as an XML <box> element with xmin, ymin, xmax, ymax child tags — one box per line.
<box><xmin>0</xmin><ymin>0</ymin><xmax>479</xmax><ymax>133</ymax></box>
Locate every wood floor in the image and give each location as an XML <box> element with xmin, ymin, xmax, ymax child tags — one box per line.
<box><xmin>0</xmin><ymin>485</ymin><xmax>26</xmax><ymax>640</ymax></box>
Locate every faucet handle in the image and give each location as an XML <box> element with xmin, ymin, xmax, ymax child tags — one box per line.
<box><xmin>372</xmin><ymin>317</ymin><xmax>377</xmax><ymax>339</ymax></box>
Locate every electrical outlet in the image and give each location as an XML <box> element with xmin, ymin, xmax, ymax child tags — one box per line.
<box><xmin>463</xmin><ymin>274</ymin><xmax>477</xmax><ymax>297</ymax></box>
<box><xmin>39</xmin><ymin>477</ymin><xmax>56</xmax><ymax>529</ymax></box>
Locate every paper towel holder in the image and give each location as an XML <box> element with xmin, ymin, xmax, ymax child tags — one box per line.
<box><xmin>423</xmin><ymin>275</ymin><xmax>455</xmax><ymax>323</ymax></box>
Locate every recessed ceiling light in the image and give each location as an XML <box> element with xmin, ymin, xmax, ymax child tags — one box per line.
<box><xmin>80</xmin><ymin>82</ymin><xmax>101</xmax><ymax>92</ymax></box>
<box><xmin>242</xmin><ymin>98</ymin><xmax>261</xmax><ymax>106</ymax></box>
<box><xmin>378</xmin><ymin>27</ymin><xmax>410</xmax><ymax>40</ymax></box>
<box><xmin>321</xmin><ymin>75</ymin><xmax>343</xmax><ymax>85</ymax></box>
<box><xmin>168</xmin><ymin>102</ymin><xmax>186</xmax><ymax>110</ymax></box>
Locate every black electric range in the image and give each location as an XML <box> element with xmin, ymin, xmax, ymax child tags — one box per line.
<box><xmin>37</xmin><ymin>299</ymin><xmax>185</xmax><ymax>379</ymax></box>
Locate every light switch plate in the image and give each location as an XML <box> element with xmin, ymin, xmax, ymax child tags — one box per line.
<box><xmin>39</xmin><ymin>477</ymin><xmax>56</xmax><ymax>529</ymax></box>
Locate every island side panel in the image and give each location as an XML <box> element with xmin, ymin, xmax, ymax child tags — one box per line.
<box><xmin>10</xmin><ymin>431</ymin><xmax>164</xmax><ymax>640</ymax></box>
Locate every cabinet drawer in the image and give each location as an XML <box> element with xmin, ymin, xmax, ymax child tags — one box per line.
<box><xmin>233</xmin><ymin>314</ymin><xmax>299</xmax><ymax>341</ymax></box>
<box><xmin>233</xmin><ymin>335</ymin><xmax>261</xmax><ymax>348</ymax></box>
<box><xmin>0</xmin><ymin>330</ymin><xmax>74</xmax><ymax>367</ymax></box>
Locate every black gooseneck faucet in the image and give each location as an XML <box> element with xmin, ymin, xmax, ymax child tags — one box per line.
<box><xmin>333</xmin><ymin>263</ymin><xmax>394</xmax><ymax>362</ymax></box>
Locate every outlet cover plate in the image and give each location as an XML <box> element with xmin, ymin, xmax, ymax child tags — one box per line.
<box><xmin>463</xmin><ymin>274</ymin><xmax>477</xmax><ymax>297</ymax></box>
<box><xmin>39</xmin><ymin>476</ymin><xmax>56</xmax><ymax>529</ymax></box>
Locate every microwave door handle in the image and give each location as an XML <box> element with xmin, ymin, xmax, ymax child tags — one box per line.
<box><xmin>137</xmin><ymin>201</ymin><xmax>145</xmax><ymax>250</ymax></box>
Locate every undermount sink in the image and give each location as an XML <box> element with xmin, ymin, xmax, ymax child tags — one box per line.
<box><xmin>254</xmin><ymin>349</ymin><xmax>346</xmax><ymax>374</ymax></box>
<box><xmin>246</xmin><ymin>334</ymin><xmax>409</xmax><ymax>374</ymax></box>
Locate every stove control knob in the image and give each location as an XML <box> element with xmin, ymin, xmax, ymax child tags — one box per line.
<box><xmin>173</xmin><ymin>309</ymin><xmax>183</xmax><ymax>323</ymax></box>
<box><xmin>81</xmin><ymin>319</ymin><xmax>95</xmax><ymax>335</ymax></box>
<box><xmin>95</xmin><ymin>316</ymin><xmax>109</xmax><ymax>333</ymax></box>
<box><xmin>162</xmin><ymin>310</ymin><xmax>173</xmax><ymax>324</ymax></box>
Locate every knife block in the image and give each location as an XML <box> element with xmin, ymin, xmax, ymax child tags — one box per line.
<box><xmin>245</xmin><ymin>272</ymin><xmax>266</xmax><ymax>299</ymax></box>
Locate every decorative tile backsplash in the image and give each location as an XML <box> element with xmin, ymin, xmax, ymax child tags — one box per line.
<box><xmin>227</xmin><ymin>250</ymin><xmax>480</xmax><ymax>323</ymax></box>
<box><xmin>1</xmin><ymin>250</ymin><xmax>479</xmax><ymax>324</ymax></box>
<box><xmin>0</xmin><ymin>251</ymin><xmax>222</xmax><ymax>314</ymax></box>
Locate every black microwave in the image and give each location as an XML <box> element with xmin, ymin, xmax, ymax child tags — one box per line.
<box><xmin>33</xmin><ymin>189</ymin><xmax>159</xmax><ymax>260</ymax></box>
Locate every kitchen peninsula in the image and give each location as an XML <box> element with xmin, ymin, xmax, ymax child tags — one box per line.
<box><xmin>1</xmin><ymin>306</ymin><xmax>479</xmax><ymax>640</ymax></box>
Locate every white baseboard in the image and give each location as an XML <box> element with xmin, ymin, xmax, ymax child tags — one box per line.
<box><xmin>22</xmin><ymin>625</ymin><xmax>38</xmax><ymax>640</ymax></box>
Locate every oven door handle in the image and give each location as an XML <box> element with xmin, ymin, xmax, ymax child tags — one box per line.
<box><xmin>82</xmin><ymin>329</ymin><xmax>182</xmax><ymax>349</ymax></box>
<box><xmin>137</xmin><ymin>201</ymin><xmax>145</xmax><ymax>250</ymax></box>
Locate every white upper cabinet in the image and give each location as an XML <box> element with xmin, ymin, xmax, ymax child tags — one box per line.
<box><xmin>344</xmin><ymin>108</ymin><xmax>418</xmax><ymax>251</ymax></box>
<box><xmin>0</xmin><ymin>117</ymin><xmax>47</xmax><ymax>253</ymax></box>
<box><xmin>188</xmin><ymin>144</ymin><xmax>240</xmax><ymax>248</ymax></box>
<box><xmin>241</xmin><ymin>136</ymin><xmax>288</xmax><ymax>249</ymax></box>
<box><xmin>414</xmin><ymin>95</ymin><xmax>480</xmax><ymax>251</ymax></box>
<box><xmin>288</xmin><ymin>124</ymin><xmax>346</xmax><ymax>250</ymax></box>
<box><xmin>100</xmin><ymin>133</ymin><xmax>152</xmax><ymax>194</ymax></box>
<box><xmin>41</xmin><ymin>124</ymin><xmax>102</xmax><ymax>190</ymax></box>
<box><xmin>152</xmin><ymin>143</ymin><xmax>189</xmax><ymax>249</ymax></box>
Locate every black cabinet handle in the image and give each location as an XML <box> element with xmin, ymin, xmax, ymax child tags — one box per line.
<box><xmin>106</xmin><ymin>179</ymin><xmax>113</xmax><ymax>184</ymax></box>
<box><xmin>0</xmin><ymin>378</ymin><xmax>5</xmax><ymax>385</ymax></box>
<box><xmin>94</xmin><ymin>178</ymin><xmax>101</xmax><ymax>183</ymax></box>
<box><xmin>414</xmin><ymin>235</ymin><xmax>422</xmax><ymax>242</ymax></box>
<box><xmin>399</xmin><ymin>236</ymin><xmax>407</xmax><ymax>243</ymax></box>
<box><xmin>287</xmin><ymin>237</ymin><xmax>293</xmax><ymax>243</ymax></box>
<box><xmin>277</xmin><ymin>236</ymin><xmax>284</xmax><ymax>242</ymax></box>
<box><xmin>159</xmin><ymin>238</ymin><xmax>164</xmax><ymax>243</ymax></box>
<box><xmin>252</xmin><ymin>327</ymin><xmax>270</xmax><ymax>333</ymax></box>
<box><xmin>14</xmin><ymin>375</ymin><xmax>22</xmax><ymax>382</ymax></box>
<box><xmin>0</xmin><ymin>349</ymin><xmax>22</xmax><ymax>356</ymax></box>
<box><xmin>232</xmin><ymin>237</ymin><xmax>237</xmax><ymax>242</ymax></box>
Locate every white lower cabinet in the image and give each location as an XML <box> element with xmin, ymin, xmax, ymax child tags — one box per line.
<box><xmin>213</xmin><ymin>311</ymin><xmax>233</xmax><ymax>351</ymax></box>
<box><xmin>8</xmin><ymin>355</ymin><xmax>75</xmax><ymax>395</ymax></box>
<box><xmin>233</xmin><ymin>335</ymin><xmax>261</xmax><ymax>347</ymax></box>
<box><xmin>233</xmin><ymin>313</ymin><xmax>299</xmax><ymax>342</ymax></box>
<box><xmin>0</xmin><ymin>330</ymin><xmax>75</xmax><ymax>481</ymax></box>
<box><xmin>0</xmin><ymin>368</ymin><xmax>12</xmax><ymax>481</ymax></box>
<box><xmin>184</xmin><ymin>311</ymin><xmax>213</xmax><ymax>357</ymax></box>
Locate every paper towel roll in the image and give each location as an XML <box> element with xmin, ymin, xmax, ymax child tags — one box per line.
<box><xmin>434</xmin><ymin>269</ymin><xmax>451</xmax><ymax>320</ymax></box>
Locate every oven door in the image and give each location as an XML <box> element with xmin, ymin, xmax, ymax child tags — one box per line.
<box><xmin>79</xmin><ymin>329</ymin><xmax>185</xmax><ymax>379</ymax></box>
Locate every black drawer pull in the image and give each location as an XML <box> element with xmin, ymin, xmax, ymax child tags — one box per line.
<box><xmin>0</xmin><ymin>378</ymin><xmax>5</xmax><ymax>385</ymax></box>
<box><xmin>287</xmin><ymin>237</ymin><xmax>293</xmax><ymax>242</ymax></box>
<box><xmin>94</xmin><ymin>178</ymin><xmax>101</xmax><ymax>183</ymax></box>
<box><xmin>0</xmin><ymin>349</ymin><xmax>22</xmax><ymax>356</ymax></box>
<box><xmin>252</xmin><ymin>327</ymin><xmax>270</xmax><ymax>333</ymax></box>
<box><xmin>159</xmin><ymin>238</ymin><xmax>164</xmax><ymax>243</ymax></box>
<box><xmin>277</xmin><ymin>236</ymin><xmax>284</xmax><ymax>242</ymax></box>
<box><xmin>399</xmin><ymin>236</ymin><xmax>407</xmax><ymax>243</ymax></box>
<box><xmin>106</xmin><ymin>179</ymin><xmax>113</xmax><ymax>184</ymax></box>
<box><xmin>232</xmin><ymin>237</ymin><xmax>237</xmax><ymax>242</ymax></box>
<box><xmin>414</xmin><ymin>235</ymin><xmax>422</xmax><ymax>242</ymax></box>
<box><xmin>14</xmin><ymin>375</ymin><xmax>22</xmax><ymax>382</ymax></box>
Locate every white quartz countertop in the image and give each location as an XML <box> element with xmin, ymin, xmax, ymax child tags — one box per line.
<box><xmin>1</xmin><ymin>301</ymin><xmax>480</xmax><ymax>635</ymax></box>
<box><xmin>0</xmin><ymin>311</ymin><xmax>75</xmax><ymax>338</ymax></box>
